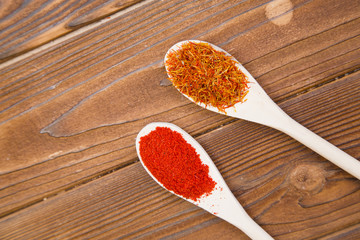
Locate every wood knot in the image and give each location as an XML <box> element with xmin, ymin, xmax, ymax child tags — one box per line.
<box><xmin>289</xmin><ymin>164</ymin><xmax>325</xmax><ymax>194</ymax></box>
<box><xmin>265</xmin><ymin>0</ymin><xmax>294</xmax><ymax>26</ymax></box>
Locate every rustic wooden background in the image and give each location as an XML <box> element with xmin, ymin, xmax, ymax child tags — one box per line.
<box><xmin>0</xmin><ymin>0</ymin><xmax>359</xmax><ymax>239</ymax></box>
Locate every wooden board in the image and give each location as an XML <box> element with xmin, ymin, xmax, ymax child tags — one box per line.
<box><xmin>0</xmin><ymin>0</ymin><xmax>143</xmax><ymax>62</ymax></box>
<box><xmin>1</xmin><ymin>73</ymin><xmax>359</xmax><ymax>239</ymax></box>
<box><xmin>0</xmin><ymin>0</ymin><xmax>359</xmax><ymax>239</ymax></box>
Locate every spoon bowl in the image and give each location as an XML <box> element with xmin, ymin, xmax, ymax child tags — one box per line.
<box><xmin>165</xmin><ymin>40</ymin><xmax>360</xmax><ymax>180</ymax></box>
<box><xmin>136</xmin><ymin>122</ymin><xmax>274</xmax><ymax>240</ymax></box>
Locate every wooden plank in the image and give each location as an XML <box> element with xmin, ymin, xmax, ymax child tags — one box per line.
<box><xmin>0</xmin><ymin>70</ymin><xmax>359</xmax><ymax>239</ymax></box>
<box><xmin>0</xmin><ymin>0</ymin><xmax>359</xmax><ymax>219</ymax></box>
<box><xmin>1</xmin><ymin>0</ymin><xmax>358</xmax><ymax>124</ymax></box>
<box><xmin>0</xmin><ymin>0</ymin><xmax>144</xmax><ymax>63</ymax></box>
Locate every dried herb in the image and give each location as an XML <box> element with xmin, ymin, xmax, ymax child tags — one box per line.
<box><xmin>165</xmin><ymin>41</ymin><xmax>249</xmax><ymax>113</ymax></box>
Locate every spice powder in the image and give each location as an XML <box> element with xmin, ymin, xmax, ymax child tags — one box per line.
<box><xmin>139</xmin><ymin>127</ymin><xmax>216</xmax><ymax>201</ymax></box>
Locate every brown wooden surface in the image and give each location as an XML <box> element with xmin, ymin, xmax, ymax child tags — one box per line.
<box><xmin>0</xmin><ymin>0</ymin><xmax>143</xmax><ymax>63</ymax></box>
<box><xmin>1</xmin><ymin>0</ymin><xmax>359</xmax><ymax>239</ymax></box>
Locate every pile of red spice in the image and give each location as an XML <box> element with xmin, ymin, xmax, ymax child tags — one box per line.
<box><xmin>139</xmin><ymin>127</ymin><xmax>216</xmax><ymax>201</ymax></box>
<box><xmin>165</xmin><ymin>41</ymin><xmax>249</xmax><ymax>113</ymax></box>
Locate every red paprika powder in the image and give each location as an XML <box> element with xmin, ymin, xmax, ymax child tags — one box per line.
<box><xmin>139</xmin><ymin>127</ymin><xmax>216</xmax><ymax>201</ymax></box>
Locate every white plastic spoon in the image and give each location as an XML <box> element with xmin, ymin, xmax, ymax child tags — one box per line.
<box><xmin>164</xmin><ymin>40</ymin><xmax>360</xmax><ymax>180</ymax></box>
<box><xmin>136</xmin><ymin>122</ymin><xmax>274</xmax><ymax>240</ymax></box>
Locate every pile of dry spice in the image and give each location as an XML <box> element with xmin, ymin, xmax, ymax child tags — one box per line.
<box><xmin>165</xmin><ymin>41</ymin><xmax>249</xmax><ymax>113</ymax></box>
<box><xmin>139</xmin><ymin>127</ymin><xmax>216</xmax><ymax>201</ymax></box>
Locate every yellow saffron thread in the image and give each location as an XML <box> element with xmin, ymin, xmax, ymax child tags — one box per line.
<box><xmin>166</xmin><ymin>41</ymin><xmax>249</xmax><ymax>113</ymax></box>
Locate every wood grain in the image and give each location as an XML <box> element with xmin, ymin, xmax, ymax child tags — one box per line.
<box><xmin>0</xmin><ymin>72</ymin><xmax>359</xmax><ymax>239</ymax></box>
<box><xmin>0</xmin><ymin>0</ymin><xmax>143</xmax><ymax>63</ymax></box>
<box><xmin>0</xmin><ymin>0</ymin><xmax>359</xmax><ymax>239</ymax></box>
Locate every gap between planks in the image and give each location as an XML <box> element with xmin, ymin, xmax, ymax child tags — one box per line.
<box><xmin>278</xmin><ymin>67</ymin><xmax>360</xmax><ymax>103</ymax></box>
<box><xmin>0</xmin><ymin>159</ymin><xmax>137</xmax><ymax>218</ymax></box>
<box><xmin>3</xmin><ymin>67</ymin><xmax>358</xmax><ymax>219</ymax></box>
<box><xmin>0</xmin><ymin>0</ymin><xmax>157</xmax><ymax>71</ymax></box>
<box><xmin>1</xmin><ymin>0</ymin><xmax>359</xmax><ymax>219</ymax></box>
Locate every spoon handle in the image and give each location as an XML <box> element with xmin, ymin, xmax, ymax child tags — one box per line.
<box><xmin>216</xmin><ymin>191</ymin><xmax>274</xmax><ymax>240</ymax></box>
<box><xmin>238</xmin><ymin>80</ymin><xmax>360</xmax><ymax>180</ymax></box>
<box><xmin>275</xmin><ymin>112</ymin><xmax>360</xmax><ymax>180</ymax></box>
<box><xmin>244</xmin><ymin>90</ymin><xmax>360</xmax><ymax>180</ymax></box>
